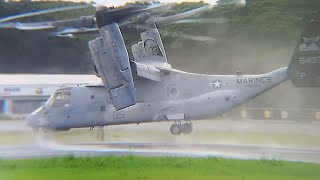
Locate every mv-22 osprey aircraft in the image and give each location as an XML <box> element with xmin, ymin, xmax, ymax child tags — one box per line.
<box><xmin>25</xmin><ymin>2</ymin><xmax>320</xmax><ymax>139</ymax></box>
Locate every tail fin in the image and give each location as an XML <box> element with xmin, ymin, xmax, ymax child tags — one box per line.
<box><xmin>288</xmin><ymin>17</ymin><xmax>320</xmax><ymax>87</ymax></box>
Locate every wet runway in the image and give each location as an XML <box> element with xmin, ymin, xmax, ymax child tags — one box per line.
<box><xmin>1</xmin><ymin>119</ymin><xmax>320</xmax><ymax>135</ymax></box>
<box><xmin>1</xmin><ymin>142</ymin><xmax>320</xmax><ymax>163</ymax></box>
<box><xmin>1</xmin><ymin>120</ymin><xmax>320</xmax><ymax>163</ymax></box>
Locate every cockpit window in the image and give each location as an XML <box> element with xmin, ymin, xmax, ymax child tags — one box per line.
<box><xmin>47</xmin><ymin>91</ymin><xmax>71</xmax><ymax>107</ymax></box>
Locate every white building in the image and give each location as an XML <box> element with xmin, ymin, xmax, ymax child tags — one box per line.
<box><xmin>0</xmin><ymin>74</ymin><xmax>101</xmax><ymax>118</ymax></box>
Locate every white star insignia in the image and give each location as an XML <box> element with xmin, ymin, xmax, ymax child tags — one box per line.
<box><xmin>213</xmin><ymin>80</ymin><xmax>222</xmax><ymax>88</ymax></box>
<box><xmin>209</xmin><ymin>80</ymin><xmax>227</xmax><ymax>89</ymax></box>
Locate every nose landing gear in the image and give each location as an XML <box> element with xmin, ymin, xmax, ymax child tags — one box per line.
<box><xmin>32</xmin><ymin>128</ymin><xmax>53</xmax><ymax>143</ymax></box>
<box><xmin>90</xmin><ymin>126</ymin><xmax>105</xmax><ymax>141</ymax></box>
<box><xmin>96</xmin><ymin>126</ymin><xmax>105</xmax><ymax>141</ymax></box>
<box><xmin>170</xmin><ymin>121</ymin><xmax>193</xmax><ymax>135</ymax></box>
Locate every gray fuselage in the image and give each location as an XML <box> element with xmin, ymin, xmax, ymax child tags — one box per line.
<box><xmin>28</xmin><ymin>67</ymin><xmax>288</xmax><ymax>130</ymax></box>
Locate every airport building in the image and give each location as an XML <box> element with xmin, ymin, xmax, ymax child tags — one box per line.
<box><xmin>0</xmin><ymin>74</ymin><xmax>101</xmax><ymax>118</ymax></box>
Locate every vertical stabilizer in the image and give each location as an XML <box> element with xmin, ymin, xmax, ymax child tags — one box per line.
<box><xmin>288</xmin><ymin>17</ymin><xmax>320</xmax><ymax>87</ymax></box>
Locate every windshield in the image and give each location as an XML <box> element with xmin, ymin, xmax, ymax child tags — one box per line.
<box><xmin>47</xmin><ymin>90</ymin><xmax>71</xmax><ymax>107</ymax></box>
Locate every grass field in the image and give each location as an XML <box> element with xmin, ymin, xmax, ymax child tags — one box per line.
<box><xmin>0</xmin><ymin>156</ymin><xmax>319</xmax><ymax>180</ymax></box>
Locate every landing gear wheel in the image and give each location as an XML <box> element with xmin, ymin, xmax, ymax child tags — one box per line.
<box><xmin>170</xmin><ymin>124</ymin><xmax>182</xmax><ymax>135</ymax></box>
<box><xmin>181</xmin><ymin>123</ymin><xmax>193</xmax><ymax>134</ymax></box>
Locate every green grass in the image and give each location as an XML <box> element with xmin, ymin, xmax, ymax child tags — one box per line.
<box><xmin>0</xmin><ymin>156</ymin><xmax>319</xmax><ymax>180</ymax></box>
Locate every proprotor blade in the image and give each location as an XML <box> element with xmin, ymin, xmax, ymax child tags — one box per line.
<box><xmin>0</xmin><ymin>5</ymin><xmax>90</xmax><ymax>23</ymax></box>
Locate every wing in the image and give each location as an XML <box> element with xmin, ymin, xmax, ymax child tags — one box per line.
<box><xmin>131</xmin><ymin>61</ymin><xmax>162</xmax><ymax>82</ymax></box>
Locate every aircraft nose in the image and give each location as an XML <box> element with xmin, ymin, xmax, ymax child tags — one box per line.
<box><xmin>26</xmin><ymin>107</ymin><xmax>49</xmax><ymax>128</ymax></box>
<box><xmin>26</xmin><ymin>114</ymin><xmax>38</xmax><ymax>127</ymax></box>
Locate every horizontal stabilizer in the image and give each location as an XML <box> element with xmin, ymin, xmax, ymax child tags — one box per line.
<box><xmin>288</xmin><ymin>18</ymin><xmax>320</xmax><ymax>87</ymax></box>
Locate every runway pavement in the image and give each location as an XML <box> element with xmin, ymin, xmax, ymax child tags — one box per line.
<box><xmin>0</xmin><ymin>120</ymin><xmax>30</xmax><ymax>132</ymax></box>
<box><xmin>0</xmin><ymin>142</ymin><xmax>320</xmax><ymax>163</ymax></box>
<box><xmin>0</xmin><ymin>119</ymin><xmax>320</xmax><ymax>163</ymax></box>
<box><xmin>1</xmin><ymin>119</ymin><xmax>320</xmax><ymax>135</ymax></box>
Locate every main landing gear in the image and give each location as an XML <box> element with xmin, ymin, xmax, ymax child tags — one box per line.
<box><xmin>170</xmin><ymin>121</ymin><xmax>193</xmax><ymax>135</ymax></box>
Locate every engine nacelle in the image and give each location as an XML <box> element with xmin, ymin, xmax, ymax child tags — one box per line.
<box><xmin>89</xmin><ymin>22</ymin><xmax>136</xmax><ymax>111</ymax></box>
<box><xmin>93</xmin><ymin>65</ymin><xmax>100</xmax><ymax>78</ymax></box>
